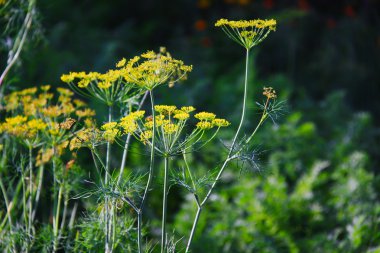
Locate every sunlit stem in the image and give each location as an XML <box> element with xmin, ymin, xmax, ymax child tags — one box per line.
<box><xmin>185</xmin><ymin>196</ymin><xmax>201</xmax><ymax>253</ymax></box>
<box><xmin>161</xmin><ymin>156</ymin><xmax>169</xmax><ymax>253</ymax></box>
<box><xmin>105</xmin><ymin>105</ymin><xmax>112</xmax><ymax>253</ymax></box>
<box><xmin>32</xmin><ymin>165</ymin><xmax>44</xmax><ymax>221</ymax></box>
<box><xmin>0</xmin><ymin>173</ymin><xmax>13</xmax><ymax>235</ymax></box>
<box><xmin>53</xmin><ymin>182</ymin><xmax>63</xmax><ymax>252</ymax></box>
<box><xmin>21</xmin><ymin>166</ymin><xmax>28</xmax><ymax>252</ymax></box>
<box><xmin>117</xmin><ymin>91</ymin><xmax>148</xmax><ymax>186</ymax></box>
<box><xmin>28</xmin><ymin>146</ymin><xmax>33</xmax><ymax>237</ymax></box>
<box><xmin>138</xmin><ymin>90</ymin><xmax>156</xmax><ymax>253</ymax></box>
<box><xmin>0</xmin><ymin>0</ymin><xmax>36</xmax><ymax>88</ymax></box>
<box><xmin>185</xmin><ymin>48</ymin><xmax>250</xmax><ymax>252</ymax></box>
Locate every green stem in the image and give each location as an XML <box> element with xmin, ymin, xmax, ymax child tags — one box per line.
<box><xmin>185</xmin><ymin>197</ymin><xmax>201</xmax><ymax>253</ymax></box>
<box><xmin>185</xmin><ymin>48</ymin><xmax>250</xmax><ymax>252</ymax></box>
<box><xmin>138</xmin><ymin>90</ymin><xmax>156</xmax><ymax>253</ymax></box>
<box><xmin>28</xmin><ymin>146</ymin><xmax>33</xmax><ymax>236</ymax></box>
<box><xmin>0</xmin><ymin>174</ymin><xmax>13</xmax><ymax>233</ymax></box>
<box><xmin>105</xmin><ymin>105</ymin><xmax>112</xmax><ymax>253</ymax></box>
<box><xmin>32</xmin><ymin>165</ymin><xmax>44</xmax><ymax>221</ymax></box>
<box><xmin>21</xmin><ymin>167</ymin><xmax>28</xmax><ymax>239</ymax></box>
<box><xmin>117</xmin><ymin>91</ymin><xmax>148</xmax><ymax>186</ymax></box>
<box><xmin>53</xmin><ymin>183</ymin><xmax>63</xmax><ymax>252</ymax></box>
<box><xmin>161</xmin><ymin>156</ymin><xmax>169</xmax><ymax>253</ymax></box>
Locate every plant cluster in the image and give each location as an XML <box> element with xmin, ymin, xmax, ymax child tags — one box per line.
<box><xmin>0</xmin><ymin>18</ymin><xmax>279</xmax><ymax>252</ymax></box>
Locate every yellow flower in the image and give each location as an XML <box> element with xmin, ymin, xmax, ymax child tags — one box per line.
<box><xmin>101</xmin><ymin>122</ymin><xmax>118</xmax><ymax>130</ymax></box>
<box><xmin>27</xmin><ymin>119</ymin><xmax>47</xmax><ymax>131</ymax></box>
<box><xmin>119</xmin><ymin>120</ymin><xmax>138</xmax><ymax>134</ymax></box>
<box><xmin>5</xmin><ymin>116</ymin><xmax>28</xmax><ymax>126</ymax></box>
<box><xmin>73</xmin><ymin>99</ymin><xmax>87</xmax><ymax>107</ymax></box>
<box><xmin>173</xmin><ymin>112</ymin><xmax>190</xmax><ymax>121</ymax></box>
<box><xmin>129</xmin><ymin>110</ymin><xmax>146</xmax><ymax>120</ymax></box>
<box><xmin>196</xmin><ymin>121</ymin><xmax>214</xmax><ymax>130</ymax></box>
<box><xmin>155</xmin><ymin>105</ymin><xmax>177</xmax><ymax>114</ymax></box>
<box><xmin>124</xmin><ymin>49</ymin><xmax>192</xmax><ymax>90</ymax></box>
<box><xmin>61</xmin><ymin>72</ymin><xmax>76</xmax><ymax>83</ymax></box>
<box><xmin>163</xmin><ymin>123</ymin><xmax>179</xmax><ymax>134</ymax></box>
<box><xmin>212</xmin><ymin>118</ymin><xmax>230</xmax><ymax>127</ymax></box>
<box><xmin>97</xmin><ymin>81</ymin><xmax>112</xmax><ymax>89</ymax></box>
<box><xmin>180</xmin><ymin>106</ymin><xmax>196</xmax><ymax>113</ymax></box>
<box><xmin>140</xmin><ymin>130</ymin><xmax>153</xmax><ymax>144</ymax></box>
<box><xmin>194</xmin><ymin>112</ymin><xmax>216</xmax><ymax>121</ymax></box>
<box><xmin>19</xmin><ymin>88</ymin><xmax>37</xmax><ymax>96</ymax></box>
<box><xmin>57</xmin><ymin>88</ymin><xmax>74</xmax><ymax>97</ymax></box>
<box><xmin>41</xmin><ymin>85</ymin><xmax>51</xmax><ymax>91</ymax></box>
<box><xmin>116</xmin><ymin>58</ymin><xmax>126</xmax><ymax>68</ymax></box>
<box><xmin>76</xmin><ymin>108</ymin><xmax>96</xmax><ymax>117</ymax></box>
<box><xmin>215</xmin><ymin>18</ymin><xmax>277</xmax><ymax>49</ymax></box>
<box><xmin>263</xmin><ymin>86</ymin><xmax>277</xmax><ymax>99</ymax></box>
<box><xmin>42</xmin><ymin>106</ymin><xmax>62</xmax><ymax>118</ymax></box>
<box><xmin>59</xmin><ymin>118</ymin><xmax>76</xmax><ymax>130</ymax></box>
<box><xmin>103</xmin><ymin>128</ymin><xmax>119</xmax><ymax>142</ymax></box>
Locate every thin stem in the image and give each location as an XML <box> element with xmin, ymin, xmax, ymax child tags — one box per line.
<box><xmin>32</xmin><ymin>165</ymin><xmax>44</xmax><ymax>221</ymax></box>
<box><xmin>28</xmin><ymin>146</ymin><xmax>33</xmax><ymax>236</ymax></box>
<box><xmin>183</xmin><ymin>151</ymin><xmax>196</xmax><ymax>191</ymax></box>
<box><xmin>138</xmin><ymin>90</ymin><xmax>156</xmax><ymax>253</ymax></box>
<box><xmin>0</xmin><ymin>175</ymin><xmax>13</xmax><ymax>233</ymax></box>
<box><xmin>185</xmin><ymin>197</ymin><xmax>201</xmax><ymax>253</ymax></box>
<box><xmin>58</xmin><ymin>192</ymin><xmax>69</xmax><ymax>240</ymax></box>
<box><xmin>53</xmin><ymin>183</ymin><xmax>63</xmax><ymax>252</ymax></box>
<box><xmin>21</xmin><ymin>167</ymin><xmax>28</xmax><ymax>242</ymax></box>
<box><xmin>161</xmin><ymin>156</ymin><xmax>169</xmax><ymax>253</ymax></box>
<box><xmin>105</xmin><ymin>105</ymin><xmax>113</xmax><ymax>253</ymax></box>
<box><xmin>0</xmin><ymin>0</ymin><xmax>35</xmax><ymax>87</ymax></box>
<box><xmin>117</xmin><ymin>91</ymin><xmax>148</xmax><ymax>185</ymax></box>
<box><xmin>186</xmin><ymin>49</ymin><xmax>251</xmax><ymax>251</ymax></box>
<box><xmin>202</xmin><ymin>48</ymin><xmax>250</xmax><ymax>205</ymax></box>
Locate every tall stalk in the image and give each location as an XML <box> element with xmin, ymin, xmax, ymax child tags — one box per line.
<box><xmin>53</xmin><ymin>183</ymin><xmax>63</xmax><ymax>252</ymax></box>
<box><xmin>117</xmin><ymin>91</ymin><xmax>148</xmax><ymax>186</ymax></box>
<box><xmin>52</xmin><ymin>151</ymin><xmax>62</xmax><ymax>253</ymax></box>
<box><xmin>137</xmin><ymin>90</ymin><xmax>156</xmax><ymax>253</ymax></box>
<box><xmin>105</xmin><ymin>105</ymin><xmax>112</xmax><ymax>253</ymax></box>
<box><xmin>185</xmin><ymin>48</ymin><xmax>250</xmax><ymax>252</ymax></box>
<box><xmin>28</xmin><ymin>146</ymin><xmax>33</xmax><ymax>237</ymax></box>
<box><xmin>0</xmin><ymin>0</ymin><xmax>36</xmax><ymax>88</ymax></box>
<box><xmin>161</xmin><ymin>156</ymin><xmax>169</xmax><ymax>253</ymax></box>
<box><xmin>32</xmin><ymin>165</ymin><xmax>44</xmax><ymax>221</ymax></box>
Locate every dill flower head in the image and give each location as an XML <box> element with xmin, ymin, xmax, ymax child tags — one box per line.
<box><xmin>61</xmin><ymin>67</ymin><xmax>141</xmax><ymax>106</ymax></box>
<box><xmin>263</xmin><ymin>86</ymin><xmax>277</xmax><ymax>99</ymax></box>
<box><xmin>215</xmin><ymin>18</ymin><xmax>277</xmax><ymax>49</ymax></box>
<box><xmin>1</xmin><ymin>86</ymin><xmax>96</xmax><ymax>148</ymax></box>
<box><xmin>123</xmin><ymin>48</ymin><xmax>193</xmax><ymax>90</ymax></box>
<box><xmin>114</xmin><ymin>105</ymin><xmax>230</xmax><ymax>155</ymax></box>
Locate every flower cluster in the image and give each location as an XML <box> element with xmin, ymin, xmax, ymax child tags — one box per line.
<box><xmin>263</xmin><ymin>86</ymin><xmax>277</xmax><ymax>99</ymax></box>
<box><xmin>1</xmin><ymin>86</ymin><xmax>95</xmax><ymax>148</ymax></box>
<box><xmin>122</xmin><ymin>47</ymin><xmax>193</xmax><ymax>90</ymax></box>
<box><xmin>97</xmin><ymin>105</ymin><xmax>230</xmax><ymax>155</ymax></box>
<box><xmin>61</xmin><ymin>48</ymin><xmax>192</xmax><ymax>105</ymax></box>
<box><xmin>215</xmin><ymin>18</ymin><xmax>277</xmax><ymax>49</ymax></box>
<box><xmin>95</xmin><ymin>105</ymin><xmax>230</xmax><ymax>154</ymax></box>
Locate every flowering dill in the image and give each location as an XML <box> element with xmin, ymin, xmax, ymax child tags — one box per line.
<box><xmin>113</xmin><ymin>105</ymin><xmax>229</xmax><ymax>156</ymax></box>
<box><xmin>61</xmin><ymin>68</ymin><xmax>141</xmax><ymax>106</ymax></box>
<box><xmin>1</xmin><ymin>86</ymin><xmax>96</xmax><ymax>148</ymax></box>
<box><xmin>123</xmin><ymin>48</ymin><xmax>193</xmax><ymax>90</ymax></box>
<box><xmin>215</xmin><ymin>18</ymin><xmax>277</xmax><ymax>49</ymax></box>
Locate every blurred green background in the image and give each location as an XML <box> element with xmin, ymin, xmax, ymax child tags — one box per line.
<box><xmin>2</xmin><ymin>0</ymin><xmax>380</xmax><ymax>252</ymax></box>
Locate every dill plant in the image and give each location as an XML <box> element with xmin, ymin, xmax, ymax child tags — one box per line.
<box><xmin>0</xmin><ymin>16</ymin><xmax>280</xmax><ymax>253</ymax></box>
<box><xmin>0</xmin><ymin>86</ymin><xmax>95</xmax><ymax>252</ymax></box>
